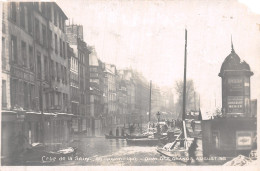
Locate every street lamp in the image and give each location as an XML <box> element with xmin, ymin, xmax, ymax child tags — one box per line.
<box><xmin>156</xmin><ymin>111</ymin><xmax>161</xmax><ymax>123</ymax></box>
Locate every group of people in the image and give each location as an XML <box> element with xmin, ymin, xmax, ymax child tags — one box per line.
<box><xmin>109</xmin><ymin>127</ymin><xmax>125</xmax><ymax>137</ymax></box>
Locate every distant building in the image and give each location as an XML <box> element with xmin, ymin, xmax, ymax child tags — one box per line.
<box><xmin>66</xmin><ymin>24</ymin><xmax>90</xmax><ymax>134</ymax></box>
<box><xmin>89</xmin><ymin>51</ymin><xmax>104</xmax><ymax>135</ymax></box>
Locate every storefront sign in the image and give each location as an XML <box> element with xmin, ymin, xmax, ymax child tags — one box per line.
<box><xmin>236</xmin><ymin>131</ymin><xmax>252</xmax><ymax>150</ymax></box>
<box><xmin>227</xmin><ymin>96</ymin><xmax>243</xmax><ymax>114</ymax></box>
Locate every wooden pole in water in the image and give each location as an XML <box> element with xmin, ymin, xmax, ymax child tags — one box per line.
<box><xmin>182</xmin><ymin>29</ymin><xmax>187</xmax><ymax>140</ymax></box>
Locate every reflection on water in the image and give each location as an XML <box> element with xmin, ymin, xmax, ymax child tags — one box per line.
<box><xmin>71</xmin><ymin>137</ymin><xmax>128</xmax><ymax>158</ymax></box>
<box><xmin>66</xmin><ymin>137</ymin><xmax>183</xmax><ymax>166</ymax></box>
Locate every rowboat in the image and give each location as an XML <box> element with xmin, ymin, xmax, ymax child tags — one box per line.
<box><xmin>105</xmin><ymin>134</ymin><xmax>125</xmax><ymax>139</ymax></box>
<box><xmin>126</xmin><ymin>137</ymin><xmax>160</xmax><ymax>146</ymax></box>
<box><xmin>125</xmin><ymin>133</ymin><xmax>148</xmax><ymax>139</ymax></box>
<box><xmin>156</xmin><ymin>133</ymin><xmax>194</xmax><ymax>161</ymax></box>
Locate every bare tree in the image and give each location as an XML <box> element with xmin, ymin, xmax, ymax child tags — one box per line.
<box><xmin>174</xmin><ymin>79</ymin><xmax>199</xmax><ymax>118</ymax></box>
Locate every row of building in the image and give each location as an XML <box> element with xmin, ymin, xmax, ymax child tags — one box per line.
<box><xmin>1</xmin><ymin>2</ymin><xmax>174</xmax><ymax>156</ymax></box>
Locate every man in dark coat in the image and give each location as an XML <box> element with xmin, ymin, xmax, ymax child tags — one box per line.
<box><xmin>187</xmin><ymin>138</ymin><xmax>198</xmax><ymax>165</ymax></box>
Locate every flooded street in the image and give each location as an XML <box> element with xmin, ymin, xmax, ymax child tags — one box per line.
<box><xmin>61</xmin><ymin>137</ymin><xmax>185</xmax><ymax>166</ymax></box>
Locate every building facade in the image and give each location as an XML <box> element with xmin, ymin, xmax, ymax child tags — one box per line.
<box><xmin>89</xmin><ymin>51</ymin><xmax>104</xmax><ymax>135</ymax></box>
<box><xmin>1</xmin><ymin>2</ymin><xmax>72</xmax><ymax>161</ymax></box>
<box><xmin>65</xmin><ymin>24</ymin><xmax>90</xmax><ymax>134</ymax></box>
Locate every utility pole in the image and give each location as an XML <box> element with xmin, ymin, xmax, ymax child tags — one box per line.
<box><xmin>149</xmin><ymin>80</ymin><xmax>152</xmax><ymax>122</ymax></box>
<box><xmin>182</xmin><ymin>29</ymin><xmax>188</xmax><ymax>143</ymax></box>
<box><xmin>39</xmin><ymin>60</ymin><xmax>45</xmax><ymax>145</ymax></box>
<box><xmin>182</xmin><ymin>29</ymin><xmax>187</xmax><ymax>121</ymax></box>
<box><xmin>194</xmin><ymin>91</ymin><xmax>196</xmax><ymax>111</ymax></box>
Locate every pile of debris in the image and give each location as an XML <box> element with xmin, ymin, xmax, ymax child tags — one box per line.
<box><xmin>223</xmin><ymin>155</ymin><xmax>257</xmax><ymax>166</ymax></box>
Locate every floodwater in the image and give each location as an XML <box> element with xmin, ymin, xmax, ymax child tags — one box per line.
<box><xmin>61</xmin><ymin>137</ymin><xmax>186</xmax><ymax>166</ymax></box>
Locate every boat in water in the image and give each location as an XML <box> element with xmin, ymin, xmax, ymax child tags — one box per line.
<box><xmin>126</xmin><ymin>137</ymin><xmax>160</xmax><ymax>146</ymax></box>
<box><xmin>125</xmin><ymin>133</ymin><xmax>148</xmax><ymax>139</ymax></box>
<box><xmin>156</xmin><ymin>132</ymin><xmax>194</xmax><ymax>161</ymax></box>
<box><xmin>105</xmin><ymin>134</ymin><xmax>126</xmax><ymax>139</ymax></box>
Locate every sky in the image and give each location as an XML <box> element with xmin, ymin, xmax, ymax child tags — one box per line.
<box><xmin>57</xmin><ymin>0</ymin><xmax>260</xmax><ymax>113</ymax></box>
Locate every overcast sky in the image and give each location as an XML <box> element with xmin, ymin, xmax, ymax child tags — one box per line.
<box><xmin>57</xmin><ymin>0</ymin><xmax>260</xmax><ymax>112</ymax></box>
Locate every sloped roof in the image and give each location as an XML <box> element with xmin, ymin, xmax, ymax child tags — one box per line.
<box><xmin>219</xmin><ymin>45</ymin><xmax>253</xmax><ymax>77</ymax></box>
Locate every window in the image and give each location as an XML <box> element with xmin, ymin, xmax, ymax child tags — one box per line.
<box><xmin>45</xmin><ymin>92</ymin><xmax>49</xmax><ymax>110</ymax></box>
<box><xmin>34</xmin><ymin>2</ymin><xmax>39</xmax><ymax>11</ymax></box>
<box><xmin>42</xmin><ymin>25</ymin><xmax>46</xmax><ymax>47</ymax></box>
<box><xmin>50</xmin><ymin>59</ymin><xmax>54</xmax><ymax>80</ymax></box>
<box><xmin>30</xmin><ymin>84</ymin><xmax>35</xmax><ymax>109</ymax></box>
<box><xmin>10</xmin><ymin>2</ymin><xmax>17</xmax><ymax>22</ymax></box>
<box><xmin>58</xmin><ymin>92</ymin><xmax>61</xmax><ymax>106</ymax></box>
<box><xmin>28</xmin><ymin>84</ymin><xmax>32</xmax><ymax>109</ymax></box>
<box><xmin>10</xmin><ymin>35</ymin><xmax>17</xmax><ymax>63</ymax></box>
<box><xmin>2</xmin><ymin>37</ymin><xmax>6</xmax><ymax>69</ymax></box>
<box><xmin>37</xmin><ymin>52</ymin><xmax>41</xmax><ymax>79</ymax></box>
<box><xmin>19</xmin><ymin>80</ymin><xmax>24</xmax><ymax>107</ymax></box>
<box><xmin>41</xmin><ymin>2</ymin><xmax>46</xmax><ymax>16</ymax></box>
<box><xmin>24</xmin><ymin>82</ymin><xmax>28</xmax><ymax>109</ymax></box>
<box><xmin>53</xmin><ymin>60</ymin><xmax>56</xmax><ymax>79</ymax></box>
<box><xmin>27</xmin><ymin>7</ymin><xmax>32</xmax><ymax>34</ymax></box>
<box><xmin>35</xmin><ymin>19</ymin><xmax>40</xmax><ymax>42</ymax></box>
<box><xmin>29</xmin><ymin>46</ymin><xmax>34</xmax><ymax>71</ymax></box>
<box><xmin>54</xmin><ymin>9</ymin><xmax>57</xmax><ymax>26</ymax></box>
<box><xmin>55</xmin><ymin>34</ymin><xmax>57</xmax><ymax>54</ymax></box>
<box><xmin>21</xmin><ymin>41</ymin><xmax>27</xmax><ymax>67</ymax></box>
<box><xmin>2</xmin><ymin>7</ymin><xmax>5</xmax><ymax>33</ymax></box>
<box><xmin>59</xmin><ymin>15</ymin><xmax>62</xmax><ymax>30</ymax></box>
<box><xmin>20</xmin><ymin>3</ymin><xmax>25</xmax><ymax>28</ymax></box>
<box><xmin>11</xmin><ymin>79</ymin><xmax>18</xmax><ymax>106</ymax></box>
<box><xmin>49</xmin><ymin>30</ymin><xmax>53</xmax><ymax>49</ymax></box>
<box><xmin>50</xmin><ymin>92</ymin><xmax>54</xmax><ymax>107</ymax></box>
<box><xmin>63</xmin><ymin>41</ymin><xmax>66</xmax><ymax>58</ymax></box>
<box><xmin>44</xmin><ymin>56</ymin><xmax>48</xmax><ymax>81</ymax></box>
<box><xmin>47</xmin><ymin>3</ymin><xmax>52</xmax><ymax>21</ymax></box>
<box><xmin>56</xmin><ymin>62</ymin><xmax>59</xmax><ymax>81</ymax></box>
<box><xmin>64</xmin><ymin>67</ymin><xmax>67</xmax><ymax>84</ymax></box>
<box><xmin>60</xmin><ymin>65</ymin><xmax>63</xmax><ymax>82</ymax></box>
<box><xmin>63</xmin><ymin>93</ymin><xmax>67</xmax><ymax>108</ymax></box>
<box><xmin>57</xmin><ymin>13</ymin><xmax>59</xmax><ymax>28</ymax></box>
<box><xmin>60</xmin><ymin>38</ymin><xmax>62</xmax><ymax>57</ymax></box>
<box><xmin>2</xmin><ymin>80</ymin><xmax>7</xmax><ymax>108</ymax></box>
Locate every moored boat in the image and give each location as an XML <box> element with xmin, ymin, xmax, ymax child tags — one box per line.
<box><xmin>156</xmin><ymin>133</ymin><xmax>194</xmax><ymax>161</ymax></box>
<box><xmin>126</xmin><ymin>137</ymin><xmax>160</xmax><ymax>146</ymax></box>
<box><xmin>105</xmin><ymin>134</ymin><xmax>126</xmax><ymax>139</ymax></box>
<box><xmin>125</xmin><ymin>133</ymin><xmax>148</xmax><ymax>139</ymax></box>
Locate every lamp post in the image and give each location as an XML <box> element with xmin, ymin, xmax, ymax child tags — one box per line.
<box><xmin>156</xmin><ymin>111</ymin><xmax>161</xmax><ymax>123</ymax></box>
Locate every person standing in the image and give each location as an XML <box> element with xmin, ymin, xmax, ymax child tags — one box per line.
<box><xmin>187</xmin><ymin>138</ymin><xmax>199</xmax><ymax>165</ymax></box>
<box><xmin>121</xmin><ymin>127</ymin><xmax>125</xmax><ymax>137</ymax></box>
<box><xmin>116</xmin><ymin>127</ymin><xmax>119</xmax><ymax>136</ymax></box>
<box><xmin>109</xmin><ymin>129</ymin><xmax>113</xmax><ymax>136</ymax></box>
